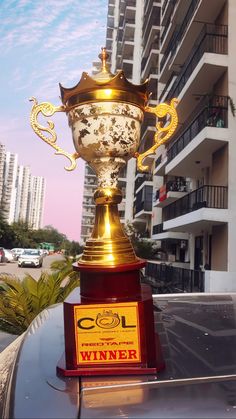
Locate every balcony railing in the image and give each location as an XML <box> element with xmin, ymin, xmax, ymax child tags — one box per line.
<box><xmin>135</xmin><ymin>173</ymin><xmax>153</xmax><ymax>192</ymax></box>
<box><xmin>126</xmin><ymin>0</ymin><xmax>136</xmax><ymax>6</ymax></box>
<box><xmin>134</xmin><ymin>200</ymin><xmax>152</xmax><ymax>215</ymax></box>
<box><xmin>152</xmin><ymin>223</ymin><xmax>164</xmax><ymax>235</ymax></box>
<box><xmin>167</xmin><ymin>95</ymin><xmax>228</xmax><ymax>163</ymax></box>
<box><xmin>141</xmin><ymin>42</ymin><xmax>159</xmax><ymax>72</ymax></box>
<box><xmin>142</xmin><ymin>7</ymin><xmax>160</xmax><ymax>46</ymax></box>
<box><xmin>166</xmin><ymin>24</ymin><xmax>228</xmax><ymax>100</ymax></box>
<box><xmin>155</xmin><ymin>155</ymin><xmax>162</xmax><ymax>168</ymax></box>
<box><xmin>143</xmin><ymin>262</ymin><xmax>204</xmax><ymax>293</ymax></box>
<box><xmin>163</xmin><ymin>185</ymin><xmax>228</xmax><ymax>221</ymax></box>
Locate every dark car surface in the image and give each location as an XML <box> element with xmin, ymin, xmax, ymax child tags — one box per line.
<box><xmin>3</xmin><ymin>293</ymin><xmax>236</xmax><ymax>418</ymax></box>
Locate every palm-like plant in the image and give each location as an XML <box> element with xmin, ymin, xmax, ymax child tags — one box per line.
<box><xmin>50</xmin><ymin>255</ymin><xmax>79</xmax><ymax>280</ymax></box>
<box><xmin>0</xmin><ymin>269</ymin><xmax>80</xmax><ymax>335</ymax></box>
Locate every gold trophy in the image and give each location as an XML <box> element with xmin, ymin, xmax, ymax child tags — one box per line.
<box><xmin>30</xmin><ymin>48</ymin><xmax>178</xmax><ymax>376</ymax></box>
<box><xmin>30</xmin><ymin>48</ymin><xmax>178</xmax><ymax>268</ymax></box>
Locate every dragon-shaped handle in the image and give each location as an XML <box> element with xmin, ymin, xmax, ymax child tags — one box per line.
<box><xmin>29</xmin><ymin>97</ymin><xmax>80</xmax><ymax>171</ymax></box>
<box><xmin>135</xmin><ymin>98</ymin><xmax>179</xmax><ymax>172</ymax></box>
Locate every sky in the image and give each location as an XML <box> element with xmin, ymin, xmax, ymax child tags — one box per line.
<box><xmin>0</xmin><ymin>0</ymin><xmax>108</xmax><ymax>241</ymax></box>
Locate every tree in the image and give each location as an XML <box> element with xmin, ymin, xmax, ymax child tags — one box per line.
<box><xmin>124</xmin><ymin>221</ymin><xmax>160</xmax><ymax>260</ymax></box>
<box><xmin>0</xmin><ymin>270</ymin><xmax>80</xmax><ymax>335</ymax></box>
<box><xmin>0</xmin><ymin>216</ymin><xmax>16</xmax><ymax>248</ymax></box>
<box><xmin>11</xmin><ymin>221</ymin><xmax>35</xmax><ymax>248</ymax></box>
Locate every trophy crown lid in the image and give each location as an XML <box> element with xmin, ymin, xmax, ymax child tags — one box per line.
<box><xmin>59</xmin><ymin>47</ymin><xmax>149</xmax><ymax>110</ymax></box>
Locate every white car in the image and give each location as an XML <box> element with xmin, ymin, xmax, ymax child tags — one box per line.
<box><xmin>3</xmin><ymin>249</ymin><xmax>14</xmax><ymax>263</ymax></box>
<box><xmin>18</xmin><ymin>249</ymin><xmax>43</xmax><ymax>268</ymax></box>
<box><xmin>11</xmin><ymin>248</ymin><xmax>24</xmax><ymax>260</ymax></box>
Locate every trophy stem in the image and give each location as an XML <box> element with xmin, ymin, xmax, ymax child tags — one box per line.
<box><xmin>78</xmin><ymin>187</ymin><xmax>139</xmax><ymax>266</ymax></box>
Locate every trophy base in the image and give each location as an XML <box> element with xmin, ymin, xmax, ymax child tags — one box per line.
<box><xmin>57</xmin><ymin>262</ymin><xmax>165</xmax><ymax>377</ymax></box>
<box><xmin>57</xmin><ymin>334</ymin><xmax>164</xmax><ymax>377</ymax></box>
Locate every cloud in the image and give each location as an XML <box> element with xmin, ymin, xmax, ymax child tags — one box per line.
<box><xmin>0</xmin><ymin>0</ymin><xmax>107</xmax><ymax>52</ymax></box>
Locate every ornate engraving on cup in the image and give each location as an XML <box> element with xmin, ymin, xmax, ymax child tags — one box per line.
<box><xmin>68</xmin><ymin>102</ymin><xmax>143</xmax><ymax>188</ymax></box>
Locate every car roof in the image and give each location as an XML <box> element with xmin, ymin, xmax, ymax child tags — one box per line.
<box><xmin>5</xmin><ymin>293</ymin><xmax>236</xmax><ymax>418</ymax></box>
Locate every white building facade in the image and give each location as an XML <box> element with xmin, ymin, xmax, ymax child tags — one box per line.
<box><xmin>153</xmin><ymin>0</ymin><xmax>236</xmax><ymax>291</ymax></box>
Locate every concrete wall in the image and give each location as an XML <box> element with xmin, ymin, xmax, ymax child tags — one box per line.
<box><xmin>205</xmin><ymin>270</ymin><xmax>236</xmax><ymax>292</ymax></box>
<box><xmin>211</xmin><ymin>224</ymin><xmax>228</xmax><ymax>271</ymax></box>
<box><xmin>210</xmin><ymin>145</ymin><xmax>228</xmax><ymax>186</ymax></box>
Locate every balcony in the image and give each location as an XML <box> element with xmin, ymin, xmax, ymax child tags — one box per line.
<box><xmin>152</xmin><ymin>222</ymin><xmax>188</xmax><ymax>241</ymax></box>
<box><xmin>134</xmin><ymin>200</ymin><xmax>152</xmax><ymax>216</ymax></box>
<box><xmin>141</xmin><ymin>43</ymin><xmax>159</xmax><ymax>79</ymax></box>
<box><xmin>134</xmin><ymin>184</ymin><xmax>153</xmax><ymax>218</ymax></box>
<box><xmin>142</xmin><ymin>5</ymin><xmax>160</xmax><ymax>48</ymax></box>
<box><xmin>121</xmin><ymin>38</ymin><xmax>134</xmax><ymax>58</ymax></box>
<box><xmin>160</xmin><ymin>0</ymin><xmax>200</xmax><ymax>73</ymax></box>
<box><xmin>153</xmin><ymin>149</ymin><xmax>167</xmax><ymax>176</ymax></box>
<box><xmin>122</xmin><ymin>18</ymin><xmax>135</xmax><ymax>42</ymax></box>
<box><xmin>154</xmin><ymin>178</ymin><xmax>190</xmax><ymax>208</ymax></box>
<box><xmin>144</xmin><ymin>262</ymin><xmax>204</xmax><ymax>293</ymax></box>
<box><xmin>166</xmin><ymin>24</ymin><xmax>228</xmax><ymax>103</ymax></box>
<box><xmin>134</xmin><ymin>173</ymin><xmax>153</xmax><ymax>193</ymax></box>
<box><xmin>166</xmin><ymin>95</ymin><xmax>229</xmax><ymax>177</ymax></box>
<box><xmin>163</xmin><ymin>185</ymin><xmax>228</xmax><ymax>232</ymax></box>
<box><xmin>161</xmin><ymin>0</ymin><xmax>175</xmax><ymax>25</ymax></box>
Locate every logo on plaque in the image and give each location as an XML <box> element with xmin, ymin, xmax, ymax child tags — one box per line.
<box><xmin>74</xmin><ymin>302</ymin><xmax>141</xmax><ymax>365</ymax></box>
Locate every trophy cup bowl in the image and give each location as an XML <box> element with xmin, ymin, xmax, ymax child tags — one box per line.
<box><xmin>30</xmin><ymin>48</ymin><xmax>178</xmax><ymax>267</ymax></box>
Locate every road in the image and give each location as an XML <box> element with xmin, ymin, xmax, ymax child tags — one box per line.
<box><xmin>0</xmin><ymin>253</ymin><xmax>64</xmax><ymax>280</ymax></box>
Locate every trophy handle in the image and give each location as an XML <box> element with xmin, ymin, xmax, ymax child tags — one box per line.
<box><xmin>29</xmin><ymin>97</ymin><xmax>80</xmax><ymax>171</ymax></box>
<box><xmin>135</xmin><ymin>98</ymin><xmax>179</xmax><ymax>172</ymax></box>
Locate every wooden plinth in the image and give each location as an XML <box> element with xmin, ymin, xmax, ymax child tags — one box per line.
<box><xmin>57</xmin><ymin>261</ymin><xmax>165</xmax><ymax>377</ymax></box>
<box><xmin>74</xmin><ymin>260</ymin><xmax>146</xmax><ymax>303</ymax></box>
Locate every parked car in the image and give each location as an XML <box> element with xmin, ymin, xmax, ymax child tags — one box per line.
<box><xmin>2</xmin><ymin>293</ymin><xmax>236</xmax><ymax>418</ymax></box>
<box><xmin>0</xmin><ymin>248</ymin><xmax>14</xmax><ymax>263</ymax></box>
<box><xmin>4</xmin><ymin>249</ymin><xmax>14</xmax><ymax>262</ymax></box>
<box><xmin>0</xmin><ymin>247</ymin><xmax>6</xmax><ymax>263</ymax></box>
<box><xmin>18</xmin><ymin>249</ymin><xmax>43</xmax><ymax>268</ymax></box>
<box><xmin>11</xmin><ymin>248</ymin><xmax>24</xmax><ymax>260</ymax></box>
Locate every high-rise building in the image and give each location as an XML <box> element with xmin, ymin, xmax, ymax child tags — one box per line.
<box><xmin>28</xmin><ymin>176</ymin><xmax>45</xmax><ymax>229</ymax></box>
<box><xmin>15</xmin><ymin>165</ymin><xmax>31</xmax><ymax>222</ymax></box>
<box><xmin>0</xmin><ymin>143</ymin><xmax>45</xmax><ymax>229</ymax></box>
<box><xmin>103</xmin><ymin>0</ymin><xmax>236</xmax><ymax>291</ymax></box>
<box><xmin>81</xmin><ymin>164</ymin><xmax>97</xmax><ymax>243</ymax></box>
<box><xmin>0</xmin><ymin>143</ymin><xmax>6</xmax><ymax>204</ymax></box>
<box><xmin>153</xmin><ymin>0</ymin><xmax>236</xmax><ymax>290</ymax></box>
<box><xmin>1</xmin><ymin>152</ymin><xmax>18</xmax><ymax>223</ymax></box>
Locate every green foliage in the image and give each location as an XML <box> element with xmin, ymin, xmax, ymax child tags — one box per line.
<box><xmin>124</xmin><ymin>221</ymin><xmax>160</xmax><ymax>260</ymax></box>
<box><xmin>0</xmin><ymin>218</ymin><xmax>83</xmax><ymax>256</ymax></box>
<box><xmin>0</xmin><ymin>269</ymin><xmax>80</xmax><ymax>335</ymax></box>
<box><xmin>50</xmin><ymin>256</ymin><xmax>79</xmax><ymax>281</ymax></box>
<box><xmin>0</xmin><ymin>215</ymin><xmax>17</xmax><ymax>247</ymax></box>
<box><xmin>228</xmin><ymin>96</ymin><xmax>236</xmax><ymax>117</ymax></box>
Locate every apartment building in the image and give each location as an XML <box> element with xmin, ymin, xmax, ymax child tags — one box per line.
<box><xmin>133</xmin><ymin>0</ymin><xmax>161</xmax><ymax>238</ymax></box>
<box><xmin>81</xmin><ymin>164</ymin><xmax>97</xmax><ymax>243</ymax></box>
<box><xmin>15</xmin><ymin>165</ymin><xmax>31</xmax><ymax>222</ymax></box>
<box><xmin>153</xmin><ymin>0</ymin><xmax>236</xmax><ymax>291</ymax></box>
<box><xmin>27</xmin><ymin>176</ymin><xmax>45</xmax><ymax>230</ymax></box>
<box><xmin>1</xmin><ymin>151</ymin><xmax>18</xmax><ymax>223</ymax></box>
<box><xmin>0</xmin><ymin>143</ymin><xmax>6</xmax><ymax>204</ymax></box>
<box><xmin>0</xmin><ymin>143</ymin><xmax>45</xmax><ymax>229</ymax></box>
